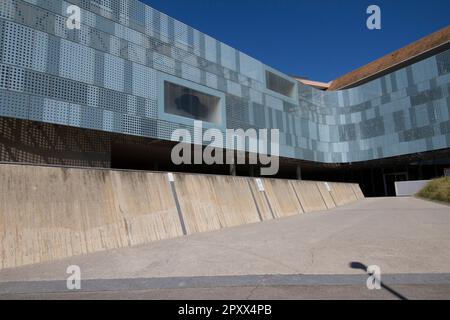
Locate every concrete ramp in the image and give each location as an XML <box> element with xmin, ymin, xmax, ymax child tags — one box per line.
<box><xmin>0</xmin><ymin>164</ymin><xmax>364</xmax><ymax>269</ymax></box>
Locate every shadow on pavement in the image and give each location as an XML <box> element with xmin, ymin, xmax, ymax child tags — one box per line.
<box><xmin>349</xmin><ymin>261</ymin><xmax>408</xmax><ymax>300</ymax></box>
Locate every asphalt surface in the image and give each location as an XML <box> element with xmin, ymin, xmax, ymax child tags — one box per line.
<box><xmin>1</xmin><ymin>273</ymin><xmax>450</xmax><ymax>300</ymax></box>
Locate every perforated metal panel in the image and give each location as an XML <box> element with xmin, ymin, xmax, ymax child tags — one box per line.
<box><xmin>132</xmin><ymin>62</ymin><xmax>157</xmax><ymax>99</ymax></box>
<box><xmin>2</xmin><ymin>21</ymin><xmax>34</xmax><ymax>69</ymax></box>
<box><xmin>0</xmin><ymin>0</ymin><xmax>448</xmax><ymax>165</ymax></box>
<box><xmin>60</xmin><ymin>39</ymin><xmax>95</xmax><ymax>84</ymax></box>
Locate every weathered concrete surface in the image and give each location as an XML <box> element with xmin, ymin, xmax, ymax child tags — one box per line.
<box><xmin>0</xmin><ymin>163</ymin><xmax>363</xmax><ymax>270</ymax></box>
<box><xmin>329</xmin><ymin>182</ymin><xmax>358</xmax><ymax>206</ymax></box>
<box><xmin>173</xmin><ymin>174</ymin><xmax>261</xmax><ymax>234</ymax></box>
<box><xmin>0</xmin><ymin>165</ymin><xmax>183</xmax><ymax>269</ymax></box>
<box><xmin>291</xmin><ymin>180</ymin><xmax>328</xmax><ymax>212</ymax></box>
<box><xmin>1</xmin><ymin>197</ymin><xmax>449</xmax><ymax>283</ymax></box>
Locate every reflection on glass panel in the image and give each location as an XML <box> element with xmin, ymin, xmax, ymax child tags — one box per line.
<box><xmin>164</xmin><ymin>81</ymin><xmax>221</xmax><ymax>124</ymax></box>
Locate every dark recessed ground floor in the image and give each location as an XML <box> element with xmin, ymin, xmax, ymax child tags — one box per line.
<box><xmin>1</xmin><ymin>116</ymin><xmax>449</xmax><ymax>197</ymax></box>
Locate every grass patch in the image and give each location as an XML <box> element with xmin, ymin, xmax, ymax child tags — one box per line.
<box><xmin>417</xmin><ymin>177</ymin><xmax>450</xmax><ymax>204</ymax></box>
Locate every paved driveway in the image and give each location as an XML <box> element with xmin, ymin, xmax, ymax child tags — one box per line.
<box><xmin>1</xmin><ymin>197</ymin><xmax>449</xmax><ymax>299</ymax></box>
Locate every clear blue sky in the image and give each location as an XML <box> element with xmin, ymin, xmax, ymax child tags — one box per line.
<box><xmin>142</xmin><ymin>0</ymin><xmax>450</xmax><ymax>82</ymax></box>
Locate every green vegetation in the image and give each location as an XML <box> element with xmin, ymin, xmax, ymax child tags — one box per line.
<box><xmin>417</xmin><ymin>177</ymin><xmax>450</xmax><ymax>204</ymax></box>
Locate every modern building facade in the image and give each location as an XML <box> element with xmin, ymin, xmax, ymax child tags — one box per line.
<box><xmin>0</xmin><ymin>0</ymin><xmax>449</xmax><ymax>196</ymax></box>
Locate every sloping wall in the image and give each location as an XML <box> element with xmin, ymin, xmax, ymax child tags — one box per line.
<box><xmin>0</xmin><ymin>164</ymin><xmax>364</xmax><ymax>269</ymax></box>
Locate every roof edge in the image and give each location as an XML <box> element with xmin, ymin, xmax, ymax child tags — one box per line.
<box><xmin>328</xmin><ymin>26</ymin><xmax>450</xmax><ymax>91</ymax></box>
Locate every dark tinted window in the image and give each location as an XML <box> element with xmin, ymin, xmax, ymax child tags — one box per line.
<box><xmin>164</xmin><ymin>81</ymin><xmax>221</xmax><ymax>124</ymax></box>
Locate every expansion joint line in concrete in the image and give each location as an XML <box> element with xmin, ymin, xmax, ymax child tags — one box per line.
<box><xmin>315</xmin><ymin>182</ymin><xmax>333</xmax><ymax>209</ymax></box>
<box><xmin>168</xmin><ymin>175</ymin><xmax>187</xmax><ymax>235</ymax></box>
<box><xmin>351</xmin><ymin>185</ymin><xmax>358</xmax><ymax>200</ymax></box>
<box><xmin>263</xmin><ymin>191</ymin><xmax>276</xmax><ymax>219</ymax></box>
<box><xmin>289</xmin><ymin>180</ymin><xmax>305</xmax><ymax>214</ymax></box>
<box><xmin>328</xmin><ymin>188</ymin><xmax>337</xmax><ymax>207</ymax></box>
<box><xmin>247</xmin><ymin>180</ymin><xmax>263</xmax><ymax>222</ymax></box>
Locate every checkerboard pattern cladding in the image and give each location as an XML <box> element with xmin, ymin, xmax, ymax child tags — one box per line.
<box><xmin>0</xmin><ymin>0</ymin><xmax>449</xmax><ymax>164</ymax></box>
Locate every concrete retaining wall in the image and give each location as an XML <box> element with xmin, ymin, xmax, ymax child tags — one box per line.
<box><xmin>0</xmin><ymin>164</ymin><xmax>365</xmax><ymax>269</ymax></box>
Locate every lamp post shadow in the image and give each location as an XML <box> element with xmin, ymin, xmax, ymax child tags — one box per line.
<box><xmin>349</xmin><ymin>261</ymin><xmax>408</xmax><ymax>300</ymax></box>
